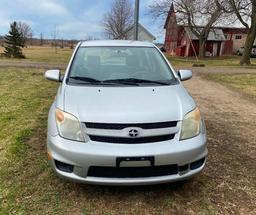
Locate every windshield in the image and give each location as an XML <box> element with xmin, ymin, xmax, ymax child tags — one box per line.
<box><xmin>67</xmin><ymin>46</ymin><xmax>177</xmax><ymax>86</ymax></box>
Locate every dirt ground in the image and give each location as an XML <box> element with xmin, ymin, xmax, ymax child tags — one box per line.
<box><xmin>0</xmin><ymin>60</ymin><xmax>66</xmax><ymax>70</ymax></box>
<box><xmin>182</xmin><ymin>68</ymin><xmax>256</xmax><ymax>214</ymax></box>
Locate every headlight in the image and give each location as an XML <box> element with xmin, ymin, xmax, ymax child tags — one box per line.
<box><xmin>55</xmin><ymin>109</ymin><xmax>87</xmax><ymax>142</ymax></box>
<box><xmin>180</xmin><ymin>107</ymin><xmax>202</xmax><ymax>140</ymax></box>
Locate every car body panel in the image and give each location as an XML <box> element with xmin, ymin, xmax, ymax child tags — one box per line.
<box><xmin>237</xmin><ymin>45</ymin><xmax>256</xmax><ymax>57</ymax></box>
<box><xmin>47</xmin><ymin>132</ymin><xmax>207</xmax><ymax>185</ymax></box>
<box><xmin>63</xmin><ymin>84</ymin><xmax>195</xmax><ymax>123</ymax></box>
<box><xmin>80</xmin><ymin>40</ymin><xmax>154</xmax><ymax>47</ymax></box>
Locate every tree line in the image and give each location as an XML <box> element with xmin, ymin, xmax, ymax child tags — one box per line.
<box><xmin>1</xmin><ymin>21</ymin><xmax>80</xmax><ymax>58</ymax></box>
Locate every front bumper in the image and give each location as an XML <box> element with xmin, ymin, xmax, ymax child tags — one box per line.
<box><xmin>47</xmin><ymin>133</ymin><xmax>207</xmax><ymax>186</ymax></box>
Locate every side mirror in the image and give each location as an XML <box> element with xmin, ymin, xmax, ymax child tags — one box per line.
<box><xmin>178</xmin><ymin>70</ymin><xmax>192</xmax><ymax>81</ymax></box>
<box><xmin>45</xmin><ymin>70</ymin><xmax>62</xmax><ymax>82</ymax></box>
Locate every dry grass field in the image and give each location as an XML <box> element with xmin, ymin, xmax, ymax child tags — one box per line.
<box><xmin>0</xmin><ymin>46</ymin><xmax>255</xmax><ymax>214</ymax></box>
<box><xmin>0</xmin><ymin>46</ymin><xmax>72</xmax><ymax>64</ymax></box>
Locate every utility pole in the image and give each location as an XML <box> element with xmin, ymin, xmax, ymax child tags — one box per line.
<box><xmin>53</xmin><ymin>25</ymin><xmax>57</xmax><ymax>53</ymax></box>
<box><xmin>134</xmin><ymin>0</ymin><xmax>140</xmax><ymax>40</ymax></box>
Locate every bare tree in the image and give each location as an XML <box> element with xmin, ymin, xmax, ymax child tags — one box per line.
<box><xmin>60</xmin><ymin>38</ymin><xmax>64</xmax><ymax>48</ymax></box>
<box><xmin>224</xmin><ymin>0</ymin><xmax>256</xmax><ymax>65</ymax></box>
<box><xmin>102</xmin><ymin>0</ymin><xmax>134</xmax><ymax>39</ymax></box>
<box><xmin>40</xmin><ymin>33</ymin><xmax>44</xmax><ymax>46</ymax></box>
<box><xmin>149</xmin><ymin>0</ymin><xmax>225</xmax><ymax>58</ymax></box>
<box><xmin>29</xmin><ymin>31</ymin><xmax>33</xmax><ymax>46</ymax></box>
<box><xmin>17</xmin><ymin>22</ymin><xmax>33</xmax><ymax>45</ymax></box>
<box><xmin>84</xmin><ymin>35</ymin><xmax>95</xmax><ymax>41</ymax></box>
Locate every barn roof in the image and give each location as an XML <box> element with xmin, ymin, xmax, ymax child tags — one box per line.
<box><xmin>164</xmin><ymin>3</ymin><xmax>174</xmax><ymax>29</ymax></box>
<box><xmin>185</xmin><ymin>27</ymin><xmax>226</xmax><ymax>41</ymax></box>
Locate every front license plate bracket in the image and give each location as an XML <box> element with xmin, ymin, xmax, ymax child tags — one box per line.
<box><xmin>116</xmin><ymin>156</ymin><xmax>155</xmax><ymax>168</ymax></box>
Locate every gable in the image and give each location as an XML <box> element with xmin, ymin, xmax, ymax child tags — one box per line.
<box><xmin>126</xmin><ymin>24</ymin><xmax>156</xmax><ymax>40</ymax></box>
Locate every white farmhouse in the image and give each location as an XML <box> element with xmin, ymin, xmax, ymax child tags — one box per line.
<box><xmin>125</xmin><ymin>23</ymin><xmax>156</xmax><ymax>42</ymax></box>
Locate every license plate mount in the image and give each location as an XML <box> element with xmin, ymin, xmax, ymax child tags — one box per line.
<box><xmin>116</xmin><ymin>156</ymin><xmax>154</xmax><ymax>168</ymax></box>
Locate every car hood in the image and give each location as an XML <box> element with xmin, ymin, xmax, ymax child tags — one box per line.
<box><xmin>63</xmin><ymin>85</ymin><xmax>196</xmax><ymax>123</ymax></box>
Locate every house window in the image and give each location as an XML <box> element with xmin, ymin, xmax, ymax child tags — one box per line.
<box><xmin>235</xmin><ymin>35</ymin><xmax>242</xmax><ymax>39</ymax></box>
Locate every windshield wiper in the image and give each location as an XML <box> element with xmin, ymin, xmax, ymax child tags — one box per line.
<box><xmin>104</xmin><ymin>78</ymin><xmax>171</xmax><ymax>85</ymax></box>
<box><xmin>68</xmin><ymin>76</ymin><xmax>138</xmax><ymax>86</ymax></box>
<box><xmin>69</xmin><ymin>76</ymin><xmax>102</xmax><ymax>83</ymax></box>
<box><xmin>68</xmin><ymin>76</ymin><xmax>114</xmax><ymax>85</ymax></box>
<box><xmin>69</xmin><ymin>77</ymin><xmax>172</xmax><ymax>86</ymax></box>
<box><xmin>102</xmin><ymin>79</ymin><xmax>140</xmax><ymax>86</ymax></box>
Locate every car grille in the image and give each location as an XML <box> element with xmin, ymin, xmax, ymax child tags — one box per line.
<box><xmin>89</xmin><ymin>134</ymin><xmax>175</xmax><ymax>144</ymax></box>
<box><xmin>85</xmin><ymin>121</ymin><xmax>178</xmax><ymax>144</ymax></box>
<box><xmin>85</xmin><ymin>121</ymin><xmax>177</xmax><ymax>130</ymax></box>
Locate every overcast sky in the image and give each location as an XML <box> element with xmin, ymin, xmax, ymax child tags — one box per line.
<box><xmin>0</xmin><ymin>0</ymin><xmax>165</xmax><ymax>42</ymax></box>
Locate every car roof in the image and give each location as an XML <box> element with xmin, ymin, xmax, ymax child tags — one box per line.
<box><xmin>80</xmin><ymin>40</ymin><xmax>155</xmax><ymax>47</ymax></box>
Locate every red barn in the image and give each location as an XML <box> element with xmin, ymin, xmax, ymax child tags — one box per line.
<box><xmin>164</xmin><ymin>4</ymin><xmax>249</xmax><ymax>57</ymax></box>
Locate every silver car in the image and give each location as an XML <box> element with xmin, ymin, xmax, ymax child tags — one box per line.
<box><xmin>45</xmin><ymin>40</ymin><xmax>207</xmax><ymax>186</ymax></box>
<box><xmin>237</xmin><ymin>45</ymin><xmax>256</xmax><ymax>57</ymax></box>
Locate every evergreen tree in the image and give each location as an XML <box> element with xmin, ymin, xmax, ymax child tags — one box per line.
<box><xmin>4</xmin><ymin>21</ymin><xmax>25</xmax><ymax>58</ymax></box>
